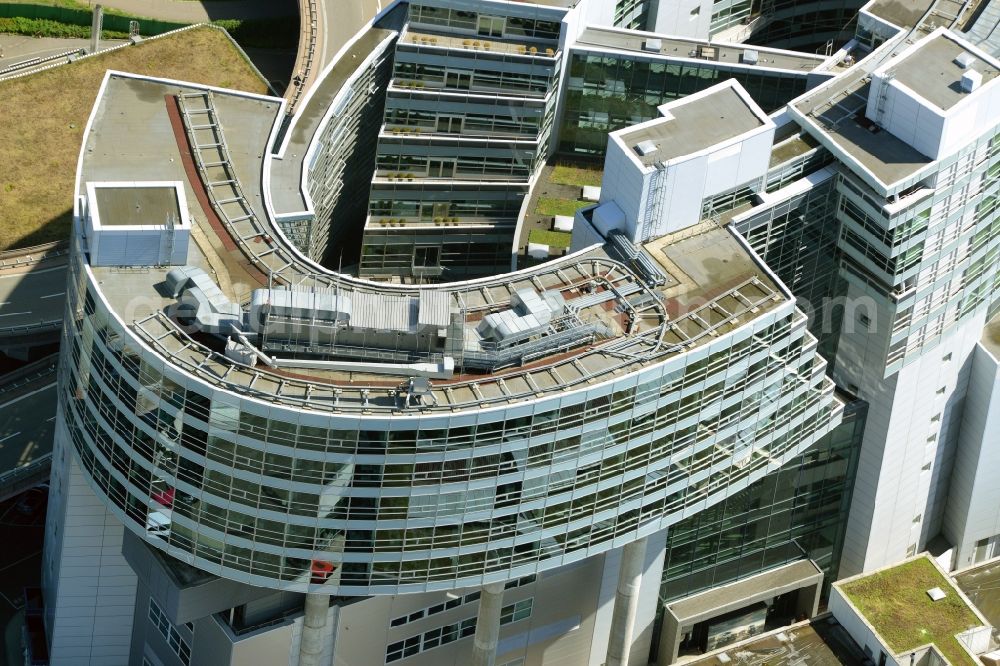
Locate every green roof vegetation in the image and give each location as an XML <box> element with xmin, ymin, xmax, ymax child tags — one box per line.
<box><xmin>840</xmin><ymin>557</ymin><xmax>982</xmax><ymax>666</ymax></box>
<box><xmin>536</xmin><ymin>196</ymin><xmax>590</xmax><ymax>218</ymax></box>
<box><xmin>528</xmin><ymin>229</ymin><xmax>572</xmax><ymax>248</ymax></box>
<box><xmin>0</xmin><ymin>26</ymin><xmax>268</xmax><ymax>250</ymax></box>
<box><xmin>550</xmin><ymin>163</ymin><xmax>603</xmax><ymax>188</ymax></box>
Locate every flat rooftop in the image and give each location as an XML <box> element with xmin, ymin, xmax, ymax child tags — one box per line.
<box><xmin>644</xmin><ymin>221</ymin><xmax>781</xmax><ymax>326</ymax></box>
<box><xmin>402</xmin><ymin>27</ymin><xmax>561</xmax><ymax>57</ymax></box>
<box><xmin>574</xmin><ymin>26</ymin><xmax>827</xmax><ymax>73</ymax></box>
<box><xmin>92</xmin><ymin>186</ymin><xmax>181</xmax><ymax>227</ymax></box>
<box><xmin>619</xmin><ymin>86</ymin><xmax>764</xmax><ymax>166</ymax></box>
<box><xmin>684</xmin><ymin>619</ymin><xmax>868</xmax><ymax>666</ymax></box>
<box><xmin>837</xmin><ymin>556</ymin><xmax>985</xmax><ymax>666</ymax></box>
<box><xmin>792</xmin><ymin>28</ymin><xmax>1000</xmax><ymax>189</ymax></box>
<box><xmin>770</xmin><ymin>131</ymin><xmax>821</xmax><ymax>167</ymax></box>
<box><xmin>888</xmin><ymin>31</ymin><xmax>1000</xmax><ymax>110</ymax></box>
<box><xmin>954</xmin><ymin>559</ymin><xmax>1000</xmax><ymax>630</ymax></box>
<box><xmin>792</xmin><ymin>64</ymin><xmax>933</xmax><ymax>189</ymax></box>
<box><xmin>981</xmin><ymin>310</ymin><xmax>1000</xmax><ymax>358</ymax></box>
<box><xmin>80</xmin><ymin>71</ymin><xmax>791</xmax><ymax>414</ymax></box>
<box><xmin>863</xmin><ymin>0</ymin><xmax>935</xmax><ymax>28</ymax></box>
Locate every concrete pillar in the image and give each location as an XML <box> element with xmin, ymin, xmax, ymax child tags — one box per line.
<box><xmin>606</xmin><ymin>537</ymin><xmax>648</xmax><ymax>666</ymax></box>
<box><xmin>471</xmin><ymin>582</ymin><xmax>506</xmax><ymax>666</ymax></box>
<box><xmin>795</xmin><ymin>581</ymin><xmax>822</xmax><ymax>620</ymax></box>
<box><xmin>90</xmin><ymin>5</ymin><xmax>103</xmax><ymax>53</ymax></box>
<box><xmin>298</xmin><ymin>592</ymin><xmax>330</xmax><ymax>666</ymax></box>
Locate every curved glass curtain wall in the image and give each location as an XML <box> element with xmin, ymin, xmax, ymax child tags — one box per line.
<box><xmin>60</xmin><ymin>242</ymin><xmax>839</xmax><ymax>594</ymax></box>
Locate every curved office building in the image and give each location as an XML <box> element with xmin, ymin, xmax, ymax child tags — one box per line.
<box><xmin>38</xmin><ymin>1</ymin><xmax>868</xmax><ymax>665</ymax></box>
<box><xmin>59</xmin><ymin>75</ymin><xmax>841</xmax><ymax>590</ymax></box>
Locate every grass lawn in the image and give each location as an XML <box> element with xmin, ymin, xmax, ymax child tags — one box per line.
<box><xmin>0</xmin><ymin>26</ymin><xmax>268</xmax><ymax>250</ymax></box>
<box><xmin>550</xmin><ymin>163</ymin><xmax>603</xmax><ymax>188</ymax></box>
<box><xmin>0</xmin><ymin>0</ymin><xmax>158</xmax><ymax>19</ymax></box>
<box><xmin>528</xmin><ymin>228</ymin><xmax>572</xmax><ymax>248</ymax></box>
<box><xmin>536</xmin><ymin>196</ymin><xmax>590</xmax><ymax>218</ymax></box>
<box><xmin>840</xmin><ymin>557</ymin><xmax>982</xmax><ymax>666</ymax></box>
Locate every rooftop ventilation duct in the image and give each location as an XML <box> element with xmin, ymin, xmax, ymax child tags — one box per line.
<box><xmin>476</xmin><ymin>289</ymin><xmax>565</xmax><ymax>344</ymax></box>
<box><xmin>167</xmin><ymin>266</ymin><xmax>242</xmax><ymax>335</ymax></box>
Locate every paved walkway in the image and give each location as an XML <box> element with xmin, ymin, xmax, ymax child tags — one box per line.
<box><xmin>0</xmin><ymin>35</ymin><xmax>126</xmax><ymax>65</ymax></box>
<box><xmin>91</xmin><ymin>0</ymin><xmax>297</xmax><ymax>22</ymax></box>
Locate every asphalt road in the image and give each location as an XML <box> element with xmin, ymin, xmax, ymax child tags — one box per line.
<box><xmin>0</xmin><ymin>382</ymin><xmax>57</xmax><ymax>474</ymax></box>
<box><xmin>315</xmin><ymin>0</ymin><xmax>386</xmax><ymax>71</ymax></box>
<box><xmin>0</xmin><ymin>260</ymin><xmax>67</xmax><ymax>333</ymax></box>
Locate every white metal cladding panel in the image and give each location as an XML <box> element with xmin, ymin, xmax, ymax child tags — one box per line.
<box><xmin>945</xmin><ymin>343</ymin><xmax>1000</xmax><ymax>568</ymax></box>
<box><xmin>352</xmin><ymin>291</ymin><xmax>417</xmax><ymax>332</ymax></box>
<box><xmin>44</xmin><ymin>444</ymin><xmax>136</xmax><ymax>666</ymax></box>
<box><xmin>828</xmin><ymin>587</ymin><xmax>898</xmax><ymax>665</ymax></box>
<box><xmin>660</xmin><ymin>157</ymin><xmax>709</xmax><ymax>233</ymax></box>
<box><xmin>839</xmin><ymin>304</ymin><xmax>989</xmax><ymax>575</ymax></box>
<box><xmin>418</xmin><ymin>290</ymin><xmax>451</xmax><ymax>329</ymax></box>
<box><xmin>600</xmin><ymin>136</ymin><xmax>646</xmax><ymax>240</ymax></box>
<box><xmin>90</xmin><ymin>229</ymin><xmax>150</xmax><ymax>266</ymax></box>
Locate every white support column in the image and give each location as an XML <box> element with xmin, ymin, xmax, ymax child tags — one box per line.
<box><xmin>471</xmin><ymin>581</ymin><xmax>506</xmax><ymax>666</ymax></box>
<box><xmin>298</xmin><ymin>592</ymin><xmax>331</xmax><ymax>666</ymax></box>
<box><xmin>605</xmin><ymin>537</ymin><xmax>648</xmax><ymax>666</ymax></box>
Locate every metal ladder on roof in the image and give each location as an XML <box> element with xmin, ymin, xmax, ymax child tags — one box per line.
<box><xmin>873</xmin><ymin>70</ymin><xmax>895</xmax><ymax>127</ymax></box>
<box><xmin>176</xmin><ymin>91</ymin><xmax>284</xmax><ymax>273</ymax></box>
<box><xmin>639</xmin><ymin>162</ymin><xmax>667</xmax><ymax>242</ymax></box>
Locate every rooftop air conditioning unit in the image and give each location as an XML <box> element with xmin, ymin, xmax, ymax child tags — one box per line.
<box><xmin>742</xmin><ymin>49</ymin><xmax>759</xmax><ymax>65</ymax></box>
<box><xmin>955</xmin><ymin>52</ymin><xmax>976</xmax><ymax>69</ymax></box>
<box><xmin>962</xmin><ymin>69</ymin><xmax>982</xmax><ymax>93</ymax></box>
<box><xmin>635</xmin><ymin>140</ymin><xmax>658</xmax><ymax>156</ymax></box>
<box><xmin>643</xmin><ymin>38</ymin><xmax>663</xmax><ymax>52</ymax></box>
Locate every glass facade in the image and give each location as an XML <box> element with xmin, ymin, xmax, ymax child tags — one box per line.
<box><xmin>61</xmin><ymin>232</ymin><xmax>840</xmax><ymax>594</ymax></box>
<box><xmin>408</xmin><ymin>4</ymin><xmax>562</xmax><ymax>42</ymax></box>
<box><xmin>614</xmin><ymin>0</ymin><xmax>652</xmax><ymax>29</ymax></box>
<box><xmin>748</xmin><ymin>0</ymin><xmax>862</xmax><ymax>50</ymax></box>
<box><xmin>359</xmin><ymin>223</ymin><xmax>519</xmax><ymax>277</ymax></box>
<box><xmin>559</xmin><ymin>51</ymin><xmax>810</xmax><ymax>156</ymax></box>
<box><xmin>711</xmin><ymin>0</ymin><xmax>754</xmax><ymax>35</ymax></box>
<box><xmin>735</xmin><ymin>170</ymin><xmax>846</xmax><ymax>357</ymax></box>
<box><xmin>360</xmin><ymin>1</ymin><xmax>564</xmax><ymax>279</ymax></box>
<box><xmin>659</xmin><ymin>397</ymin><xmax>865</xmax><ymax>603</ymax></box>
<box><xmin>305</xmin><ymin>34</ymin><xmax>394</xmax><ymax>269</ymax></box>
<box><xmin>838</xmin><ymin>131</ymin><xmax>1000</xmax><ymax>374</ymax></box>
